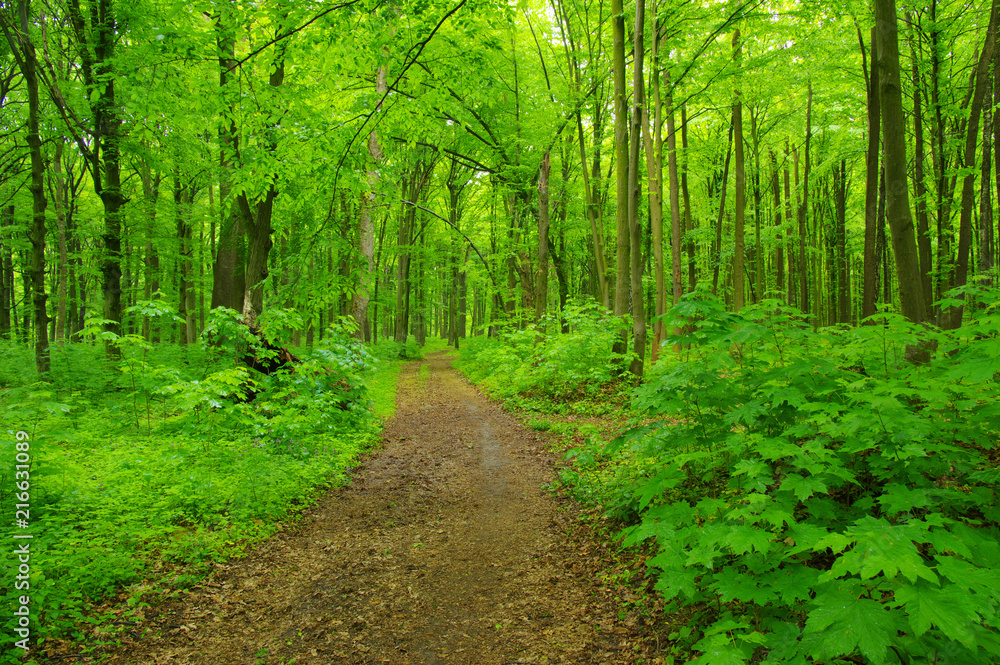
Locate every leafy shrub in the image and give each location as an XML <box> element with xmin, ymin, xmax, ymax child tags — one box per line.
<box><xmin>0</xmin><ymin>312</ymin><xmax>390</xmax><ymax>662</ymax></box>
<box><xmin>459</xmin><ymin>300</ymin><xmax>628</xmax><ymax>406</ymax></box>
<box><xmin>612</xmin><ymin>289</ymin><xmax>1000</xmax><ymax>664</ymax></box>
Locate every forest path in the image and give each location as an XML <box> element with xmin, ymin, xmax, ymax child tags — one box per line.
<box><xmin>100</xmin><ymin>352</ymin><xmax>657</xmax><ymax>664</ymax></box>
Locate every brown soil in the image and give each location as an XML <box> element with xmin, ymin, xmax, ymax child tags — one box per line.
<box><xmin>92</xmin><ymin>352</ymin><xmax>666</xmax><ymax>664</ymax></box>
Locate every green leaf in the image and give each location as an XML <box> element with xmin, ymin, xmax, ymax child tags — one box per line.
<box><xmin>780</xmin><ymin>473</ymin><xmax>827</xmax><ymax>501</ymax></box>
<box><xmin>894</xmin><ymin>580</ymin><xmax>979</xmax><ymax>644</ymax></box>
<box><xmin>805</xmin><ymin>591</ymin><xmax>898</xmax><ymax>664</ymax></box>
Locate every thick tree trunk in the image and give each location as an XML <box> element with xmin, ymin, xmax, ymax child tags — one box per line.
<box><xmin>211</xmin><ymin>12</ymin><xmax>244</xmax><ymax>314</ymax></box>
<box><xmin>1</xmin><ymin>206</ymin><xmax>13</xmax><ymax>338</ymax></box>
<box><xmin>875</xmin><ymin>0</ymin><xmax>929</xmax><ymax>325</ymax></box>
<box><xmin>242</xmin><ymin>33</ymin><xmax>288</xmax><ymax>328</ymax></box>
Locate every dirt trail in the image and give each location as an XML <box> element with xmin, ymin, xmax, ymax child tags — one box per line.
<box><xmin>100</xmin><ymin>352</ymin><xmax>659</xmax><ymax>664</ymax></box>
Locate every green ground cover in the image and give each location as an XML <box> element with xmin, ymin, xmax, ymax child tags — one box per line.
<box><xmin>459</xmin><ymin>287</ymin><xmax>1000</xmax><ymax>665</ymax></box>
<box><xmin>0</xmin><ymin>309</ymin><xmax>405</xmax><ymax>663</ymax></box>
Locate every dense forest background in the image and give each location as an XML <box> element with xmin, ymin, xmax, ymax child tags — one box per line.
<box><xmin>2</xmin><ymin>0</ymin><xmax>1000</xmax><ymax>663</ymax></box>
<box><xmin>0</xmin><ymin>0</ymin><xmax>995</xmax><ymax>371</ymax></box>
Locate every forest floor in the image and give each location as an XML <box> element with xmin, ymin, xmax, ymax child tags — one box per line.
<box><xmin>82</xmin><ymin>351</ymin><xmax>668</xmax><ymax>665</ymax></box>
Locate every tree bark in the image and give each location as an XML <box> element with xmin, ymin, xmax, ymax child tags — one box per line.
<box><xmin>951</xmin><ymin>0</ymin><xmax>998</xmax><ymax>327</ymax></box>
<box><xmin>861</xmin><ymin>26</ymin><xmax>880</xmax><ymax>321</ymax></box>
<box><xmin>771</xmin><ymin>151</ymin><xmax>784</xmax><ymax>297</ymax></box>
<box><xmin>799</xmin><ymin>83</ymin><xmax>812</xmax><ymax>316</ymax></box>
<box><xmin>874</xmin><ymin>0</ymin><xmax>929</xmax><ymax>324</ymax></box>
<box><xmin>627</xmin><ymin>0</ymin><xmax>646</xmax><ymax>379</ymax></box>
<box><xmin>211</xmin><ymin>9</ymin><xmax>245</xmax><ymax>314</ymax></box>
<box><xmin>3</xmin><ymin>0</ymin><xmax>49</xmax><ymax>373</ymax></box>
<box><xmin>535</xmin><ymin>151</ymin><xmax>551</xmax><ymax>325</ymax></box>
<box><xmin>732</xmin><ymin>29</ymin><xmax>746</xmax><ymax>312</ymax></box>
<box><xmin>611</xmin><ymin>0</ymin><xmax>630</xmax><ymax>360</ymax></box>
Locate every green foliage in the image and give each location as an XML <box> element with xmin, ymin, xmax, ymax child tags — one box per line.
<box><xmin>0</xmin><ymin>322</ymin><xmax>391</xmax><ymax>662</ymax></box>
<box><xmin>608</xmin><ymin>289</ymin><xmax>1000</xmax><ymax>665</ymax></box>
<box><xmin>458</xmin><ymin>300</ymin><xmax>629</xmax><ymax>411</ymax></box>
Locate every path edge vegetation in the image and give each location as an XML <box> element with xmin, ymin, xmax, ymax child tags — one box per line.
<box><xmin>457</xmin><ymin>286</ymin><xmax>1000</xmax><ymax>665</ymax></box>
<box><xmin>0</xmin><ymin>316</ymin><xmax>414</xmax><ymax>665</ymax></box>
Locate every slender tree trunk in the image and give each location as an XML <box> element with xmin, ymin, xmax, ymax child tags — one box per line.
<box><xmin>712</xmin><ymin>122</ymin><xmax>735</xmax><ymax>296</ymax></box>
<box><xmin>733</xmin><ymin>30</ymin><xmax>746</xmax><ymax>312</ymax></box>
<box><xmin>535</xmin><ymin>151</ymin><xmax>551</xmax><ymax>326</ymax></box>
<box><xmin>907</xmin><ymin>24</ymin><xmax>935</xmax><ymax>315</ymax></box>
<box><xmin>799</xmin><ymin>83</ymin><xmax>813</xmax><ymax>316</ymax></box>
<box><xmin>980</xmin><ymin>91</ymin><xmax>993</xmax><ymax>277</ymax></box>
<box><xmin>834</xmin><ymin>159</ymin><xmax>850</xmax><ymax>323</ymax></box>
<box><xmin>862</xmin><ymin>27</ymin><xmax>881</xmax><ymax>320</ymax></box>
<box><xmin>4</xmin><ymin>0</ymin><xmax>49</xmax><ymax>373</ymax></box>
<box><xmin>627</xmin><ymin>0</ymin><xmax>646</xmax><ymax>378</ymax></box>
<box><xmin>784</xmin><ymin>141</ymin><xmax>795</xmax><ymax>306</ymax></box>
<box><xmin>611</xmin><ymin>0</ymin><xmax>630</xmax><ymax>359</ymax></box>
<box><xmin>665</xmin><ymin>74</ymin><xmax>683</xmax><ymax>310</ymax></box>
<box><xmin>642</xmin><ymin>26</ymin><xmax>665</xmax><ymax>361</ymax></box>
<box><xmin>875</xmin><ymin>0</ymin><xmax>929</xmax><ymax>325</ymax></box>
<box><xmin>0</xmin><ymin>205</ymin><xmax>12</xmax><ymax>338</ymax></box>
<box><xmin>771</xmin><ymin>151</ymin><xmax>784</xmax><ymax>297</ymax></box>
<box><xmin>51</xmin><ymin>142</ymin><xmax>70</xmax><ymax>342</ymax></box>
<box><xmin>951</xmin><ymin>0</ymin><xmax>998</xmax><ymax>327</ymax></box>
<box><xmin>682</xmin><ymin>105</ymin><xmax>696</xmax><ymax>292</ymax></box>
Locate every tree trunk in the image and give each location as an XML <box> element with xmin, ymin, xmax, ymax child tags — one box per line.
<box><xmin>535</xmin><ymin>151</ymin><xmax>550</xmax><ymax>325</ymax></box>
<box><xmin>712</xmin><ymin>121</ymin><xmax>735</xmax><ymax>296</ymax></box>
<box><xmin>611</xmin><ymin>0</ymin><xmax>630</xmax><ymax>361</ymax></box>
<box><xmin>0</xmin><ymin>205</ymin><xmax>12</xmax><ymax>338</ymax></box>
<box><xmin>862</xmin><ymin>26</ymin><xmax>881</xmax><ymax>321</ymax></box>
<box><xmin>784</xmin><ymin>141</ymin><xmax>795</xmax><ymax>306</ymax></box>
<box><xmin>211</xmin><ymin>11</ymin><xmax>244</xmax><ymax>314</ymax></box>
<box><xmin>354</xmin><ymin>61</ymin><xmax>385</xmax><ymax>341</ymax></box>
<box><xmin>834</xmin><ymin>159</ymin><xmax>850</xmax><ymax>323</ymax></box>
<box><xmin>628</xmin><ymin>0</ymin><xmax>646</xmax><ymax>379</ymax></box>
<box><xmin>732</xmin><ymin>29</ymin><xmax>746</xmax><ymax>312</ymax></box>
<box><xmin>875</xmin><ymin>0</ymin><xmax>929</xmax><ymax>324</ymax></box>
<box><xmin>799</xmin><ymin>83</ymin><xmax>812</xmax><ymax>316</ymax></box>
<box><xmin>906</xmin><ymin>22</ymin><xmax>935</xmax><ymax>315</ymax></box>
<box><xmin>52</xmin><ymin>142</ymin><xmax>70</xmax><ymax>343</ymax></box>
<box><xmin>242</xmin><ymin>28</ymin><xmax>288</xmax><ymax>328</ymax></box>
<box><xmin>642</xmin><ymin>28</ymin><xmax>665</xmax><ymax>361</ymax></box>
<box><xmin>950</xmin><ymin>0</ymin><xmax>998</xmax><ymax>327</ymax></box>
<box><xmin>682</xmin><ymin>105</ymin><xmax>696</xmax><ymax>292</ymax></box>
<box><xmin>4</xmin><ymin>0</ymin><xmax>49</xmax><ymax>374</ymax></box>
<box><xmin>771</xmin><ymin>151</ymin><xmax>784</xmax><ymax>298</ymax></box>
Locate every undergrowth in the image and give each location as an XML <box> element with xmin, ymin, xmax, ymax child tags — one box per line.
<box><xmin>0</xmin><ymin>307</ymin><xmax>398</xmax><ymax>663</ymax></box>
<box><xmin>463</xmin><ymin>285</ymin><xmax>1000</xmax><ymax>665</ymax></box>
<box><xmin>457</xmin><ymin>300</ymin><xmax>632</xmax><ymax>414</ymax></box>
